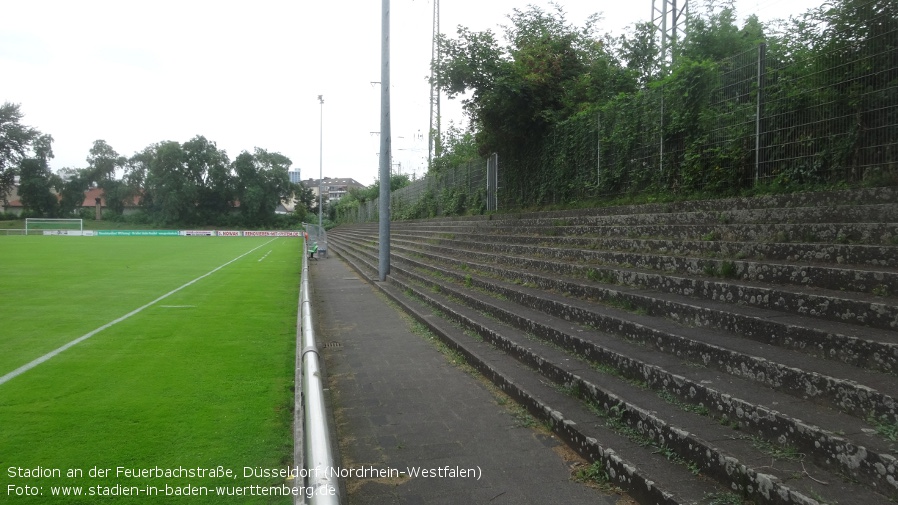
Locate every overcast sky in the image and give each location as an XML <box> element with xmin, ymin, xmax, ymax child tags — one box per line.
<box><xmin>3</xmin><ymin>0</ymin><xmax>822</xmax><ymax>186</ymax></box>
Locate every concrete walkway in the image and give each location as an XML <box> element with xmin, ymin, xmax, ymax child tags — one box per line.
<box><xmin>309</xmin><ymin>255</ymin><xmax>625</xmax><ymax>505</ymax></box>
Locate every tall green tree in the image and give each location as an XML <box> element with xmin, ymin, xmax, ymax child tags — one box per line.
<box><xmin>57</xmin><ymin>168</ymin><xmax>91</xmax><ymax>217</ymax></box>
<box><xmin>86</xmin><ymin>140</ymin><xmax>125</xmax><ymax>183</ymax></box>
<box><xmin>233</xmin><ymin>148</ymin><xmax>293</xmax><ymax>226</ymax></box>
<box><xmin>18</xmin><ymin>134</ymin><xmax>59</xmax><ymax>216</ymax></box>
<box><xmin>0</xmin><ymin>102</ymin><xmax>40</xmax><ymax>205</ymax></box>
<box><xmin>86</xmin><ymin>140</ymin><xmax>132</xmax><ymax>216</ymax></box>
<box><xmin>433</xmin><ymin>4</ymin><xmax>632</xmax><ymax>160</ymax></box>
<box><xmin>142</xmin><ymin>141</ymin><xmax>195</xmax><ymax>224</ymax></box>
<box><xmin>182</xmin><ymin>135</ymin><xmax>233</xmax><ymax>221</ymax></box>
<box><xmin>679</xmin><ymin>5</ymin><xmax>765</xmax><ymax>63</ymax></box>
<box><xmin>617</xmin><ymin>22</ymin><xmax>661</xmax><ymax>87</ymax></box>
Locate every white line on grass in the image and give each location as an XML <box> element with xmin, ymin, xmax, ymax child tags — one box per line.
<box><xmin>0</xmin><ymin>238</ymin><xmax>278</xmax><ymax>387</ymax></box>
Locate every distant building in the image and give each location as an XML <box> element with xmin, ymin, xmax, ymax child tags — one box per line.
<box><xmin>288</xmin><ymin>170</ymin><xmax>302</xmax><ymax>184</ymax></box>
<box><xmin>2</xmin><ymin>184</ymin><xmax>140</xmax><ymax>217</ymax></box>
<box><xmin>302</xmin><ymin>177</ymin><xmax>366</xmax><ymax>202</ymax></box>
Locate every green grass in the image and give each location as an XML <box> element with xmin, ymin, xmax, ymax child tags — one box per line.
<box><xmin>0</xmin><ymin>236</ymin><xmax>302</xmax><ymax>504</ymax></box>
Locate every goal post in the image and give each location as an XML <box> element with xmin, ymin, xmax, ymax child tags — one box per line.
<box><xmin>25</xmin><ymin>218</ymin><xmax>84</xmax><ymax>236</ymax></box>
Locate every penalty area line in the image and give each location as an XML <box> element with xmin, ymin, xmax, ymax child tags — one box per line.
<box><xmin>0</xmin><ymin>238</ymin><xmax>278</xmax><ymax>387</ymax></box>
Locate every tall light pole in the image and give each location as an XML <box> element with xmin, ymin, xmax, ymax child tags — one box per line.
<box><xmin>378</xmin><ymin>0</ymin><xmax>391</xmax><ymax>281</ymax></box>
<box><xmin>317</xmin><ymin>95</ymin><xmax>324</xmax><ymax>231</ymax></box>
<box><xmin>428</xmin><ymin>0</ymin><xmax>441</xmax><ymax>168</ymax></box>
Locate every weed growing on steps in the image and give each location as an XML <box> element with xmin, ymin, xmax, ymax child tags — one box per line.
<box><xmin>572</xmin><ymin>461</ymin><xmax>624</xmax><ymax>494</ymax></box>
<box><xmin>703</xmin><ymin>260</ymin><xmax>740</xmax><ymax>279</ymax></box>
<box><xmin>746</xmin><ymin>436</ymin><xmax>804</xmax><ymax>462</ymax></box>
<box><xmin>872</xmin><ymin>284</ymin><xmax>890</xmax><ymax>297</ymax></box>
<box><xmin>586</xmin><ymin>268</ymin><xmax>617</xmax><ymax>284</ymax></box>
<box><xmin>656</xmin><ymin>390</ymin><xmax>711</xmax><ymax>417</ymax></box>
<box><xmin>702</xmin><ymin>492</ymin><xmax>750</xmax><ymax>505</ymax></box>
<box><xmin>582</xmin><ymin>400</ymin><xmax>702</xmax><ymax>476</ymax></box>
<box><xmin>867</xmin><ymin>414</ymin><xmax>898</xmax><ymax>442</ymax></box>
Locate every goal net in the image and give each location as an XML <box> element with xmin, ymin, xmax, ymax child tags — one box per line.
<box><xmin>25</xmin><ymin>218</ymin><xmax>84</xmax><ymax>236</ymax></box>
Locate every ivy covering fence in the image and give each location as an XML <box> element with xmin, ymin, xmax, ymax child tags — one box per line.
<box><xmin>335</xmin><ymin>0</ymin><xmax>896</xmax><ymax>223</ymax></box>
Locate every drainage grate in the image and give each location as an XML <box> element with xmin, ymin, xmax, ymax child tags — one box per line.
<box><xmin>321</xmin><ymin>342</ymin><xmax>343</xmax><ymax>349</ymax></box>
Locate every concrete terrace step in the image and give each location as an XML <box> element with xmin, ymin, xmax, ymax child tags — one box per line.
<box><xmin>334</xmin><ymin>226</ymin><xmax>898</xmax><ymax>344</ymax></box>
<box><xmin>383</xmin><ymin>231</ymin><xmax>898</xmax><ymax>328</ymax></box>
<box><xmin>335</xmin><ymin>235</ymin><xmax>898</xmax><ymax>428</ymax></box>
<box><xmin>396</xmin><ymin>220</ymin><xmax>898</xmax><ymax>246</ymax></box>
<box><xmin>330</xmin><ymin>235</ymin><xmax>897</xmax><ymax>505</ymax></box>
<box><xmin>326</xmin><ymin>187</ymin><xmax>898</xmax><ymax>505</ymax></box>
<box><xmin>387</xmin><ymin>234</ymin><xmax>898</xmax><ymax>376</ymax></box>
<box><xmin>388</xmin><ymin>229</ymin><xmax>898</xmax><ymax>269</ymax></box>
<box><xmin>422</xmin><ymin>187</ymin><xmax>898</xmax><ymax>223</ymax></box>
<box><xmin>440</xmin><ymin>204</ymin><xmax>898</xmax><ymax>228</ymax></box>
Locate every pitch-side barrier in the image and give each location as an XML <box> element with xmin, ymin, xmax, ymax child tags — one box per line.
<box><xmin>294</xmin><ymin>239</ymin><xmax>341</xmax><ymax>505</ymax></box>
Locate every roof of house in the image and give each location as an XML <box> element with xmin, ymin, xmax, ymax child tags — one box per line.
<box><xmin>3</xmin><ymin>185</ymin><xmax>141</xmax><ymax>210</ymax></box>
<box><xmin>303</xmin><ymin>177</ymin><xmax>366</xmax><ymax>188</ymax></box>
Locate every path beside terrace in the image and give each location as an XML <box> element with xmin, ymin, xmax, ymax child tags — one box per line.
<box><xmin>309</xmin><ymin>255</ymin><xmax>625</xmax><ymax>505</ymax></box>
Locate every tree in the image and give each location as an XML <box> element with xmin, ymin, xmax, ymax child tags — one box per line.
<box><xmin>57</xmin><ymin>168</ymin><xmax>91</xmax><ymax>217</ymax></box>
<box><xmin>433</xmin><ymin>5</ymin><xmax>632</xmax><ymax>160</ymax></box>
<box><xmin>617</xmin><ymin>22</ymin><xmax>661</xmax><ymax>87</ymax></box>
<box><xmin>86</xmin><ymin>140</ymin><xmax>131</xmax><ymax>216</ymax></box>
<box><xmin>17</xmin><ymin>134</ymin><xmax>59</xmax><ymax>217</ymax></box>
<box><xmin>86</xmin><ymin>140</ymin><xmax>125</xmax><ymax>183</ymax></box>
<box><xmin>233</xmin><ymin>148</ymin><xmax>293</xmax><ymax>226</ymax></box>
<box><xmin>124</xmin><ymin>146</ymin><xmax>153</xmax><ymax>194</ymax></box>
<box><xmin>142</xmin><ymin>141</ymin><xmax>194</xmax><ymax>224</ymax></box>
<box><xmin>430</xmin><ymin>123</ymin><xmax>478</xmax><ymax>174</ymax></box>
<box><xmin>0</xmin><ymin>103</ymin><xmax>40</xmax><ymax>205</ymax></box>
<box><xmin>293</xmin><ymin>183</ymin><xmax>316</xmax><ymax>215</ymax></box>
<box><xmin>182</xmin><ymin>135</ymin><xmax>233</xmax><ymax>221</ymax></box>
<box><xmin>679</xmin><ymin>5</ymin><xmax>765</xmax><ymax>64</ymax></box>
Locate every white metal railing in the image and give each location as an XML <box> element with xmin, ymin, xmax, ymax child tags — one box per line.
<box><xmin>295</xmin><ymin>239</ymin><xmax>341</xmax><ymax>504</ymax></box>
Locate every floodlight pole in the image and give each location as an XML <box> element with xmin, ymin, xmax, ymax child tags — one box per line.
<box><xmin>378</xmin><ymin>0</ymin><xmax>391</xmax><ymax>281</ymax></box>
<box><xmin>318</xmin><ymin>95</ymin><xmax>324</xmax><ymax>231</ymax></box>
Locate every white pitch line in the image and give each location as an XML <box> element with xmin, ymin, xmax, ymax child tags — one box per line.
<box><xmin>0</xmin><ymin>238</ymin><xmax>277</xmax><ymax>387</ymax></box>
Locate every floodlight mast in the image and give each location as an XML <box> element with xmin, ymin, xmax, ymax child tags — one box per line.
<box><xmin>428</xmin><ymin>0</ymin><xmax>441</xmax><ymax>168</ymax></box>
<box><xmin>318</xmin><ymin>95</ymin><xmax>324</xmax><ymax>232</ymax></box>
<box><xmin>378</xmin><ymin>0</ymin><xmax>391</xmax><ymax>281</ymax></box>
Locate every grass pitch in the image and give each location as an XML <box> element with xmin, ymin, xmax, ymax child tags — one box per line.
<box><xmin>0</xmin><ymin>236</ymin><xmax>302</xmax><ymax>503</ymax></box>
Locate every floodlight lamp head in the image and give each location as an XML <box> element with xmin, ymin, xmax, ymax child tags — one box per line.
<box><xmin>318</xmin><ymin>95</ymin><xmax>324</xmax><ymax>104</ymax></box>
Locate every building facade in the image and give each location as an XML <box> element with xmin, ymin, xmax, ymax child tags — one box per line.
<box><xmin>302</xmin><ymin>177</ymin><xmax>366</xmax><ymax>203</ymax></box>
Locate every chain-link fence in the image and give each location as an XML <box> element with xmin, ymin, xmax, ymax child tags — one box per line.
<box><xmin>345</xmin><ymin>158</ymin><xmax>491</xmax><ymax>223</ymax></box>
<box><xmin>498</xmin><ymin>19</ymin><xmax>896</xmax><ymax>207</ymax></box>
<box><xmin>342</xmin><ymin>1</ymin><xmax>896</xmax><ymax>221</ymax></box>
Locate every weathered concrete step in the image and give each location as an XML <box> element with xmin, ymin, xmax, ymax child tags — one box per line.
<box><xmin>337</xmin><ymin>229</ymin><xmax>898</xmax><ymax>371</ymax></box>
<box><xmin>376</xmin><ymin>247</ymin><xmax>898</xmax><ymax>497</ymax></box>
<box><xmin>426</xmin><ymin>245</ymin><xmax>898</xmax><ymax>375</ymax></box>
<box><xmin>379</xmin><ymin>267</ymin><xmax>794</xmax><ymax>505</ymax></box>
<box><xmin>333</xmin><ymin>239</ymin><xmax>895</xmax><ymax>504</ymax></box>
<box><xmin>396</xmin><ymin>221</ymin><xmax>898</xmax><ymax>245</ymax></box>
<box><xmin>387</xmin><ymin>230</ymin><xmax>898</xmax><ymax>301</ymax></box>
<box><xmin>334</xmin><ymin>224</ymin><xmax>898</xmax><ymax>300</ymax></box>
<box><xmin>411</xmin><ymin>238</ymin><xmax>898</xmax><ymax>332</ymax></box>
<box><xmin>421</xmin><ymin>186</ymin><xmax>897</xmax><ymax>223</ymax></box>
<box><xmin>393</xmin><ymin>271</ymin><xmax>896</xmax><ymax>504</ymax></box>
<box><xmin>362</xmin><ymin>228</ymin><xmax>898</xmax><ymax>333</ymax></box>
<box><xmin>332</xmin><ymin>235</ymin><xmax>898</xmax><ymax>434</ymax></box>
<box><xmin>330</xmin><ymin>234</ymin><xmax>898</xmax><ymax>427</ymax></box>
<box><xmin>372</xmin><ymin>276</ymin><xmax>724</xmax><ymax>505</ymax></box>
<box><xmin>445</xmin><ymin>204</ymin><xmax>898</xmax><ymax>228</ymax></box>
<box><xmin>391</xmin><ymin>228</ymin><xmax>898</xmax><ymax>269</ymax></box>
